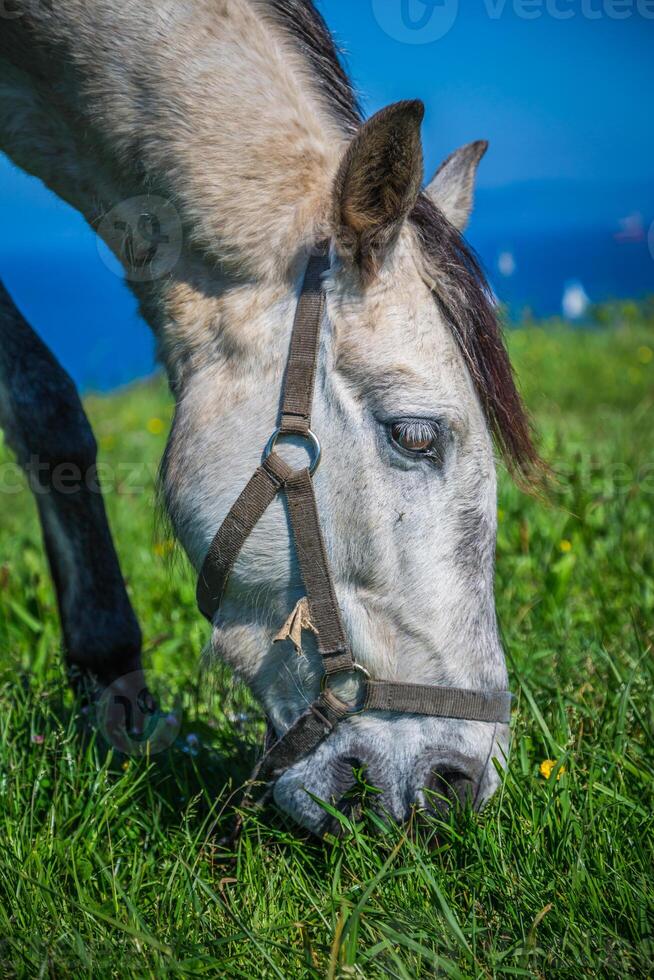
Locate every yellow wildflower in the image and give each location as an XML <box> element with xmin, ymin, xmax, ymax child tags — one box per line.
<box><xmin>147</xmin><ymin>417</ymin><xmax>165</xmax><ymax>435</ymax></box>
<box><xmin>637</xmin><ymin>345</ymin><xmax>652</xmax><ymax>365</ymax></box>
<box><xmin>122</xmin><ymin>760</ymin><xmax>130</xmax><ymax>772</ymax></box>
<box><xmin>154</xmin><ymin>539</ymin><xmax>175</xmax><ymax>558</ymax></box>
<box><xmin>99</xmin><ymin>434</ymin><xmax>116</xmax><ymax>450</ymax></box>
<box><xmin>559</xmin><ymin>539</ymin><xmax>572</xmax><ymax>553</ymax></box>
<box><xmin>540</xmin><ymin>759</ymin><xmax>566</xmax><ymax>780</ymax></box>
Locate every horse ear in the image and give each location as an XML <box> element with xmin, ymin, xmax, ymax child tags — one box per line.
<box><xmin>332</xmin><ymin>100</ymin><xmax>424</xmax><ymax>283</ymax></box>
<box><xmin>424</xmin><ymin>141</ymin><xmax>488</xmax><ymax>231</ymax></box>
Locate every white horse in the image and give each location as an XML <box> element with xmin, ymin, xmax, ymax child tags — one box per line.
<box><xmin>0</xmin><ymin>0</ymin><xmax>539</xmax><ymax>833</ymax></box>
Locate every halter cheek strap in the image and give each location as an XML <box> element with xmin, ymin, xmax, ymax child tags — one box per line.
<box><xmin>196</xmin><ymin>245</ymin><xmax>512</xmax><ymax>793</ymax></box>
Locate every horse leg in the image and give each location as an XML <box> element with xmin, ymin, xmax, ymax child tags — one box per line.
<box><xmin>0</xmin><ymin>279</ymin><xmax>143</xmax><ymax>692</ymax></box>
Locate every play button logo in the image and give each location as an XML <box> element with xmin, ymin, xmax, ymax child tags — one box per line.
<box><xmin>372</xmin><ymin>0</ymin><xmax>459</xmax><ymax>44</ymax></box>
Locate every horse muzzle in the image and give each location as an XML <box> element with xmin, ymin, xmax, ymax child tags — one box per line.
<box><xmin>271</xmin><ymin>713</ymin><xmax>508</xmax><ymax>836</ymax></box>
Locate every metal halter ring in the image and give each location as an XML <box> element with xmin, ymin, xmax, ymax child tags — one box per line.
<box><xmin>264</xmin><ymin>427</ymin><xmax>322</xmax><ymax>475</ymax></box>
<box><xmin>321</xmin><ymin>662</ymin><xmax>371</xmax><ymax>714</ymax></box>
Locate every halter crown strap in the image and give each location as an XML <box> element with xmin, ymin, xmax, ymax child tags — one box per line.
<box><xmin>196</xmin><ymin>244</ymin><xmax>511</xmax><ymax>796</ymax></box>
<box><xmin>278</xmin><ymin>250</ymin><xmax>328</xmax><ymax>436</ymax></box>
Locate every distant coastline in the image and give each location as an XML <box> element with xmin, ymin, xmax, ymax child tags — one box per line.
<box><xmin>2</xmin><ymin>171</ymin><xmax>653</xmax><ymax>391</ymax></box>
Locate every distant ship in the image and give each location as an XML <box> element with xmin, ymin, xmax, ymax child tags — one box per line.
<box><xmin>614</xmin><ymin>213</ymin><xmax>646</xmax><ymax>243</ymax></box>
<box><xmin>497</xmin><ymin>250</ymin><xmax>516</xmax><ymax>278</ymax></box>
<box><xmin>562</xmin><ymin>280</ymin><xmax>590</xmax><ymax>320</ymax></box>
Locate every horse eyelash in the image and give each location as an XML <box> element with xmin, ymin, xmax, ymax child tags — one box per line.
<box><xmin>392</xmin><ymin>419</ymin><xmax>439</xmax><ymax>443</ymax></box>
<box><xmin>389</xmin><ymin>418</ymin><xmax>447</xmax><ymax>464</ymax></box>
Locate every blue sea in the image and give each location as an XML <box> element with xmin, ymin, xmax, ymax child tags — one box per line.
<box><xmin>1</xmin><ymin>166</ymin><xmax>653</xmax><ymax>391</ymax></box>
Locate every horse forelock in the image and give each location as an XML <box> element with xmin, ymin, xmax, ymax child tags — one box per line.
<box><xmin>409</xmin><ymin>194</ymin><xmax>543</xmax><ymax>486</ymax></box>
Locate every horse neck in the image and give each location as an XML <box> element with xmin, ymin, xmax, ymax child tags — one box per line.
<box><xmin>1</xmin><ymin>0</ymin><xmax>348</xmax><ymax>372</ymax></box>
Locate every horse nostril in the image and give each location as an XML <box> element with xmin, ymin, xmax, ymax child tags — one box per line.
<box><xmin>326</xmin><ymin>754</ymin><xmax>380</xmax><ymax>828</ymax></box>
<box><xmin>425</xmin><ymin>768</ymin><xmax>477</xmax><ymax>815</ymax></box>
<box><xmin>329</xmin><ymin>755</ymin><xmax>363</xmax><ymax>799</ymax></box>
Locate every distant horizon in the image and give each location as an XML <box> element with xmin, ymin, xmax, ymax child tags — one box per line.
<box><xmin>3</xmin><ymin>151</ymin><xmax>652</xmax><ymax>229</ymax></box>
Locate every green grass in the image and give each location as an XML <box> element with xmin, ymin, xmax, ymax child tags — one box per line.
<box><xmin>0</xmin><ymin>307</ymin><xmax>653</xmax><ymax>977</ymax></box>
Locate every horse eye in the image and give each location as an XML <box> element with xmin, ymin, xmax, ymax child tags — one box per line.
<box><xmin>390</xmin><ymin>420</ymin><xmax>443</xmax><ymax>458</ymax></box>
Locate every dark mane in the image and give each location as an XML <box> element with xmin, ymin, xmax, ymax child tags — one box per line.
<box><xmin>410</xmin><ymin>194</ymin><xmax>541</xmax><ymax>483</ymax></box>
<box><xmin>259</xmin><ymin>0</ymin><xmax>363</xmax><ymax>133</ymax></box>
<box><xmin>264</xmin><ymin>1</ymin><xmax>541</xmax><ymax>483</ymax></box>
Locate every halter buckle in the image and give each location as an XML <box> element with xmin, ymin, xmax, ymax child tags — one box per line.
<box><xmin>263</xmin><ymin>427</ymin><xmax>322</xmax><ymax>475</ymax></box>
<box><xmin>321</xmin><ymin>662</ymin><xmax>371</xmax><ymax>714</ymax></box>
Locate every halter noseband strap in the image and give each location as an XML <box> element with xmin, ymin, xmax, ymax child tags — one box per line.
<box><xmin>196</xmin><ymin>245</ymin><xmax>511</xmax><ymax>792</ymax></box>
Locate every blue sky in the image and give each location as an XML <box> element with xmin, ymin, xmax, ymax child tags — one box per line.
<box><xmin>321</xmin><ymin>0</ymin><xmax>654</xmax><ymax>187</ymax></box>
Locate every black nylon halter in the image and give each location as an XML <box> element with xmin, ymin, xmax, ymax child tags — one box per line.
<box><xmin>197</xmin><ymin>245</ymin><xmax>511</xmax><ymax>796</ymax></box>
